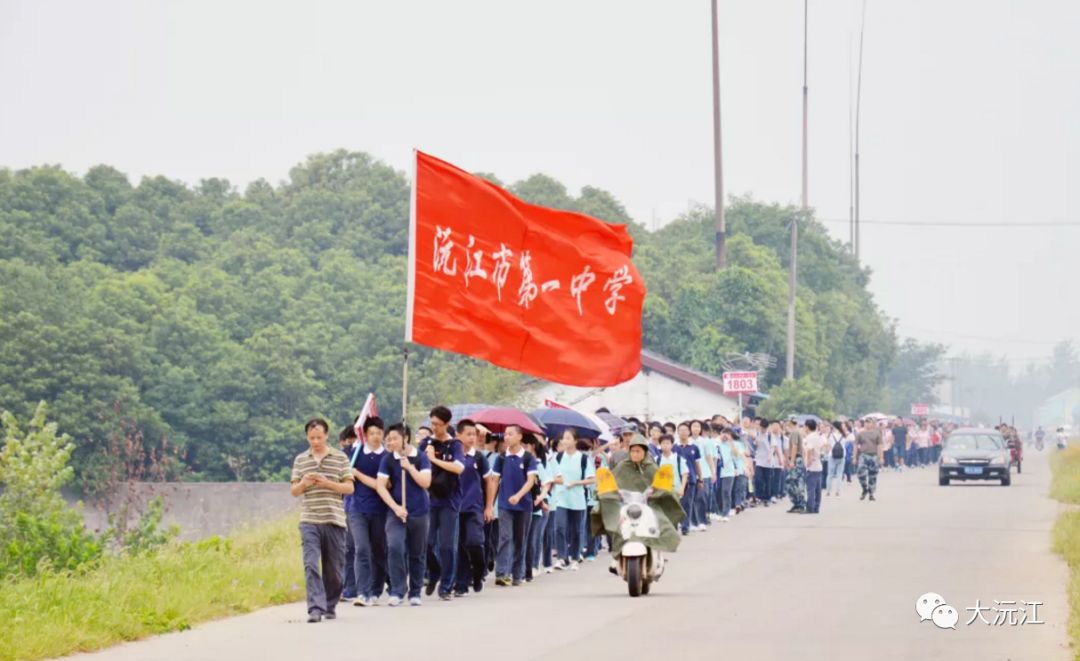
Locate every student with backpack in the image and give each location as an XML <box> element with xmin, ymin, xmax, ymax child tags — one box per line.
<box><xmin>451</xmin><ymin>419</ymin><xmax>488</xmax><ymax>597</ymax></box>
<box><xmin>552</xmin><ymin>428</ymin><xmax>595</xmax><ymax>570</ymax></box>
<box><xmin>826</xmin><ymin>420</ymin><xmax>848</xmax><ymax>496</ymax></box>
<box><xmin>731</xmin><ymin>430</ymin><xmax>751</xmax><ymax>513</ymax></box>
<box><xmin>485</xmin><ymin>424</ymin><xmax>538</xmax><ymax>586</ymax></box>
<box><xmin>419</xmin><ymin>406</ymin><xmax>466</xmax><ymax>601</ymax></box>
<box><xmin>524</xmin><ymin>434</ymin><xmax>554</xmax><ymax>581</ymax></box>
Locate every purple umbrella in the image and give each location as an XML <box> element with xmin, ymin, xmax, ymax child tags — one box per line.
<box><xmin>531</xmin><ymin>408</ymin><xmax>602</xmax><ymax>440</ymax></box>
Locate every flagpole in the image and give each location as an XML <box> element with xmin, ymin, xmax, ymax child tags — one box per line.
<box><xmin>401</xmin><ymin>346</ymin><xmax>409</xmax><ymax>509</ymax></box>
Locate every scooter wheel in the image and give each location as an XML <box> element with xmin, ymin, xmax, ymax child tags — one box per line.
<box><xmin>626</xmin><ymin>557</ymin><xmax>644</xmax><ymax>597</ymax></box>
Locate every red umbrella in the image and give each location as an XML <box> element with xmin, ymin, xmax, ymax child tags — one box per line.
<box><xmin>471</xmin><ymin>407</ymin><xmax>546</xmax><ymax>435</ymax></box>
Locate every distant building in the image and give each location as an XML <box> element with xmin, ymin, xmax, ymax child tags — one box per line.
<box><xmin>1034</xmin><ymin>387</ymin><xmax>1080</xmax><ymax>430</ymax></box>
<box><xmin>527</xmin><ymin>349</ymin><xmax>742</xmax><ymax>423</ymax></box>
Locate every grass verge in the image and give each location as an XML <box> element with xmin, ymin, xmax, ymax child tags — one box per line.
<box><xmin>0</xmin><ymin>514</ymin><xmax>304</xmax><ymax>661</ymax></box>
<box><xmin>1050</xmin><ymin>444</ymin><xmax>1080</xmax><ymax>660</ymax></box>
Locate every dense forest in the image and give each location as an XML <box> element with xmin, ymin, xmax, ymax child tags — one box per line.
<box><xmin>0</xmin><ymin>150</ymin><xmax>939</xmax><ymax>485</ymax></box>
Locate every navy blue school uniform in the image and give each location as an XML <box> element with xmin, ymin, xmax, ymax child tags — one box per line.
<box><xmin>675</xmin><ymin>442</ymin><xmax>701</xmax><ymax>482</ymax></box>
<box><xmin>481</xmin><ymin>449</ymin><xmax>499</xmax><ymax>570</ymax></box>
<box><xmin>675</xmin><ymin>442</ymin><xmax>701</xmax><ymax>534</ymax></box>
<box><xmin>490</xmin><ymin>448</ymin><xmax>538</xmax><ymax>581</ymax></box>
<box><xmin>418</xmin><ymin>436</ymin><xmax>466</xmax><ymax>597</ymax></box>
<box><xmin>341</xmin><ymin>443</ymin><xmax>357</xmax><ymax>599</ymax></box>
<box><xmin>377</xmin><ymin>449</ymin><xmax>431</xmax><ymax>517</ymax></box>
<box><xmin>378</xmin><ymin>448</ymin><xmax>432</xmax><ymax>600</ymax></box>
<box><xmin>347</xmin><ymin>444</ymin><xmax>389</xmax><ymax>600</ymax></box>
<box><xmin>454</xmin><ymin>447</ymin><xmax>490</xmax><ymax>593</ymax></box>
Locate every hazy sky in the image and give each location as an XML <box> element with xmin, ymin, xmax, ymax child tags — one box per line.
<box><xmin>2</xmin><ymin>0</ymin><xmax>1078</xmax><ymax>371</ymax></box>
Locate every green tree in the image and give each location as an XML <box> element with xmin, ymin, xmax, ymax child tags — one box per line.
<box><xmin>883</xmin><ymin>339</ymin><xmax>946</xmax><ymax>413</ymax></box>
<box><xmin>0</xmin><ymin>402</ymin><xmax>102</xmax><ymax>575</ymax></box>
<box><xmin>757</xmin><ymin>377</ymin><xmax>837</xmax><ymax>420</ymax></box>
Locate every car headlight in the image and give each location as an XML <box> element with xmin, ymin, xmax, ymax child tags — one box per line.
<box><xmin>941</xmin><ymin>456</ymin><xmax>958</xmax><ymax>465</ymax></box>
<box><xmin>990</xmin><ymin>455</ymin><xmax>1006</xmax><ymax>465</ymax></box>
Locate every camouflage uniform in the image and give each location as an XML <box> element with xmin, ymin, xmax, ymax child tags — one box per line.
<box><xmin>785</xmin><ymin>456</ymin><xmax>806</xmax><ymax>509</ymax></box>
<box><xmin>857</xmin><ymin>454</ymin><xmax>880</xmax><ymax>495</ymax></box>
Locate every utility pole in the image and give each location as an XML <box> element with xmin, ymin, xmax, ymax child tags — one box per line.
<box><xmin>848</xmin><ymin>34</ymin><xmax>855</xmax><ymax>252</ymax></box>
<box><xmin>711</xmin><ymin>0</ymin><xmax>726</xmax><ymax>270</ymax></box>
<box><xmin>854</xmin><ymin>0</ymin><xmax>867</xmax><ymax>261</ymax></box>
<box><xmin>786</xmin><ymin>0</ymin><xmax>807</xmax><ymax>380</ymax></box>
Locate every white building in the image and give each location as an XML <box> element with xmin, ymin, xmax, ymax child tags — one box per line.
<box><xmin>526</xmin><ymin>350</ymin><xmax>741</xmax><ymax>422</ymax></box>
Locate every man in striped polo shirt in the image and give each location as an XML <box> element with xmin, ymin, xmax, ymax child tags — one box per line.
<box><xmin>290</xmin><ymin>418</ymin><xmax>354</xmax><ymax>623</ymax></box>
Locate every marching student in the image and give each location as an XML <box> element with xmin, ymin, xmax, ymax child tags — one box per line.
<box><xmin>339</xmin><ymin>426</ymin><xmax>358</xmax><ymax>602</ymax></box>
<box><xmin>419</xmin><ymin>405</ymin><xmax>466</xmax><ymax>601</ymax></box>
<box><xmin>646</xmin><ymin>423</ymin><xmax>663</xmax><ymax>461</ymax></box>
<box><xmin>731</xmin><ymin>429</ymin><xmax>752</xmax><ymax>513</ymax></box>
<box><xmin>657</xmin><ymin>434</ymin><xmax>687</xmax><ymax>499</ymax></box>
<box><xmin>452</xmin><ymin>419</ymin><xmax>489</xmax><ymax>597</ymax></box>
<box><xmin>675</xmin><ymin>422</ymin><xmax>703</xmax><ymax>534</ymax></box>
<box><xmin>376</xmin><ymin>423</ymin><xmax>432</xmax><ymax>607</ymax></box>
<box><xmin>485</xmin><ymin>424</ymin><xmax>538</xmax><ymax>586</ymax></box>
<box><xmin>524</xmin><ymin>434</ymin><xmax>554</xmax><ymax>581</ymax></box>
<box><xmin>347</xmin><ymin>416</ymin><xmax>389</xmax><ymax>607</ymax></box>
<box><xmin>479</xmin><ymin>425</ymin><xmax>500</xmax><ymax>573</ymax></box>
<box><xmin>552</xmin><ymin>428</ymin><xmax>595</xmax><ymax>570</ymax></box>
<box><xmin>690</xmin><ymin>420</ymin><xmax>716</xmax><ymax>525</ymax></box>
<box><xmin>825</xmin><ymin>421</ymin><xmax>848</xmax><ymax>496</ymax></box>
<box><xmin>716</xmin><ymin>428</ymin><xmax>736</xmax><ymax>521</ymax></box>
<box><xmin>801</xmin><ymin>419</ymin><xmax>827</xmax><ymax>514</ymax></box>
<box><xmin>290</xmin><ymin>418</ymin><xmax>354</xmax><ymax>623</ymax></box>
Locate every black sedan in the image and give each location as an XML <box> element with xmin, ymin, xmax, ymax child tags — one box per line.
<box><xmin>939</xmin><ymin>429</ymin><xmax>1011</xmax><ymax>486</ymax></box>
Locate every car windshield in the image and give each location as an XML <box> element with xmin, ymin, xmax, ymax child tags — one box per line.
<box><xmin>945</xmin><ymin>434</ymin><xmax>1003</xmax><ymax>451</ymax></box>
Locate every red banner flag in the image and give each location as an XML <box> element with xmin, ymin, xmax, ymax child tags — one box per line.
<box><xmin>406</xmin><ymin>151</ymin><xmax>645</xmax><ymax>386</ymax></box>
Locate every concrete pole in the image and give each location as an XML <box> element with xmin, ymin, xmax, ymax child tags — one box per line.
<box><xmin>786</xmin><ymin>0</ymin><xmax>808</xmax><ymax>380</ymax></box>
<box><xmin>712</xmin><ymin>0</ymin><xmax>726</xmax><ymax>269</ymax></box>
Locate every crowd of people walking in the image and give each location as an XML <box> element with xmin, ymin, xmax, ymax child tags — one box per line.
<box><xmin>288</xmin><ymin>406</ymin><xmax>951</xmax><ymax>621</ymax></box>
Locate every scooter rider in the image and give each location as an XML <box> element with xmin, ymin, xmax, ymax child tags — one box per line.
<box><xmin>597</xmin><ymin>436</ymin><xmax>685</xmax><ymax>575</ymax></box>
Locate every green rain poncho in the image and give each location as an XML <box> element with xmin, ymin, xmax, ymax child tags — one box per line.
<box><xmin>591</xmin><ymin>453</ymin><xmax>686</xmax><ymax>555</ymax></box>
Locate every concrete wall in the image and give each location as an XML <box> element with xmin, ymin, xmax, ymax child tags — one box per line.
<box><xmin>72</xmin><ymin>482</ymin><xmax>299</xmax><ymax>541</ymax></box>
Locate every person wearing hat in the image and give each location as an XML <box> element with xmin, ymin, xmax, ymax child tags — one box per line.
<box><xmin>594</xmin><ymin>436</ymin><xmax>685</xmax><ymax>573</ymax></box>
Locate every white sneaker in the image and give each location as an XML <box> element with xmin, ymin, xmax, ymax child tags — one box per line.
<box><xmin>544</xmin><ymin>566</ymin><xmax>553</xmax><ymax>574</ymax></box>
<box><xmin>720</xmin><ymin>516</ymin><xmax>730</xmax><ymax>522</ymax></box>
<box><xmin>696</xmin><ymin>524</ymin><xmax>707</xmax><ymax>532</ymax></box>
<box><xmin>570</xmin><ymin>561</ymin><xmax>580</xmax><ymax>571</ymax></box>
<box><xmin>409</xmin><ymin>597</ymin><xmax>422</xmax><ymax>607</ymax></box>
<box><xmin>387</xmin><ymin>596</ymin><xmax>402</xmax><ymax>607</ymax></box>
<box><xmin>554</xmin><ymin>561</ymin><xmax>566</xmax><ymax>571</ymax></box>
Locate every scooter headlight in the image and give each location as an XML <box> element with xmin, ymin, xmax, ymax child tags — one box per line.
<box><xmin>626</xmin><ymin>504</ymin><xmax>643</xmax><ymax>520</ymax></box>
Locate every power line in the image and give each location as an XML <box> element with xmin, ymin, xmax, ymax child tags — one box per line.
<box><xmin>819</xmin><ymin>217</ymin><xmax>1080</xmax><ymax>228</ymax></box>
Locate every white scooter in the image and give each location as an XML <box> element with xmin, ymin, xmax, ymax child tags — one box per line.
<box><xmin>614</xmin><ymin>489</ymin><xmax>665</xmax><ymax>597</ymax></box>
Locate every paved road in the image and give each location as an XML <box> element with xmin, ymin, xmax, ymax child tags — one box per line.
<box><xmin>71</xmin><ymin>454</ymin><xmax>1072</xmax><ymax>661</ymax></box>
